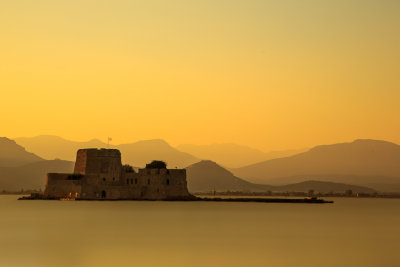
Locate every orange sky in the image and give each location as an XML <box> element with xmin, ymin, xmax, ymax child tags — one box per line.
<box><xmin>1</xmin><ymin>0</ymin><xmax>399</xmax><ymax>151</ymax></box>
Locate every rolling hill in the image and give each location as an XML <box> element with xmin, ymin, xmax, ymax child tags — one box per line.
<box><xmin>232</xmin><ymin>139</ymin><xmax>400</xmax><ymax>188</ymax></box>
<box><xmin>186</xmin><ymin>160</ymin><xmax>269</xmax><ymax>192</ymax></box>
<box><xmin>0</xmin><ymin>137</ymin><xmax>74</xmax><ymax>191</ymax></box>
<box><xmin>0</xmin><ymin>160</ymin><xmax>74</xmax><ymax>191</ymax></box>
<box><xmin>177</xmin><ymin>143</ymin><xmax>305</xmax><ymax>168</ymax></box>
<box><xmin>186</xmin><ymin>160</ymin><xmax>374</xmax><ymax>194</ymax></box>
<box><xmin>0</xmin><ymin>137</ymin><xmax>43</xmax><ymax>167</ymax></box>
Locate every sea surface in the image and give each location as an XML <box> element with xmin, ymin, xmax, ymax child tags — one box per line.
<box><xmin>0</xmin><ymin>195</ymin><xmax>399</xmax><ymax>267</ymax></box>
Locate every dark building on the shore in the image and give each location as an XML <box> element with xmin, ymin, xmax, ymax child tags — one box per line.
<box><xmin>44</xmin><ymin>149</ymin><xmax>193</xmax><ymax>200</ymax></box>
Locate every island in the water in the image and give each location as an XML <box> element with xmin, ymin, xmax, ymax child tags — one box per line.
<box><xmin>20</xmin><ymin>148</ymin><xmax>332</xmax><ymax>204</ymax></box>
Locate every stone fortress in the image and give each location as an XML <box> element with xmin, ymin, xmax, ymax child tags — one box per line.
<box><xmin>44</xmin><ymin>148</ymin><xmax>194</xmax><ymax>200</ymax></box>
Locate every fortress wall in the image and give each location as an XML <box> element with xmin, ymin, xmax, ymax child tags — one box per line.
<box><xmin>80</xmin><ymin>172</ymin><xmax>148</xmax><ymax>199</ymax></box>
<box><xmin>80</xmin><ymin>174</ymin><xmax>130</xmax><ymax>199</ymax></box>
<box><xmin>73</xmin><ymin>150</ymin><xmax>87</xmax><ymax>174</ymax></box>
<box><xmin>80</xmin><ymin>184</ymin><xmax>131</xmax><ymax>199</ymax></box>
<box><xmin>162</xmin><ymin>169</ymin><xmax>191</xmax><ymax>199</ymax></box>
<box><xmin>44</xmin><ymin>173</ymin><xmax>82</xmax><ymax>198</ymax></box>
<box><xmin>44</xmin><ymin>149</ymin><xmax>193</xmax><ymax>200</ymax></box>
<box><xmin>46</xmin><ymin>173</ymin><xmax>71</xmax><ymax>181</ymax></box>
<box><xmin>77</xmin><ymin>169</ymin><xmax>191</xmax><ymax>200</ymax></box>
<box><xmin>130</xmin><ymin>169</ymin><xmax>191</xmax><ymax>200</ymax></box>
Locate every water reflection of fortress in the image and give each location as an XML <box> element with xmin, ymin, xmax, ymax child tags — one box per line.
<box><xmin>44</xmin><ymin>149</ymin><xmax>193</xmax><ymax>200</ymax></box>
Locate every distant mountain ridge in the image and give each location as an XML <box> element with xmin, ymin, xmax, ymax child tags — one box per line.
<box><xmin>0</xmin><ymin>137</ymin><xmax>44</xmax><ymax>167</ymax></box>
<box><xmin>6</xmin><ymin>136</ymin><xmax>400</xmax><ymax>192</ymax></box>
<box><xmin>16</xmin><ymin>135</ymin><xmax>307</xmax><ymax>169</ymax></box>
<box><xmin>0</xmin><ymin>137</ymin><xmax>383</xmax><ymax>193</ymax></box>
<box><xmin>177</xmin><ymin>143</ymin><xmax>306</xmax><ymax>168</ymax></box>
<box><xmin>0</xmin><ymin>137</ymin><xmax>74</xmax><ymax>190</ymax></box>
<box><xmin>186</xmin><ymin>160</ymin><xmax>374</xmax><ymax>194</ymax></box>
<box><xmin>117</xmin><ymin>139</ymin><xmax>199</xmax><ymax>168</ymax></box>
<box><xmin>15</xmin><ymin>135</ymin><xmax>107</xmax><ymax>161</ymax></box>
<box><xmin>15</xmin><ymin>135</ymin><xmax>199</xmax><ymax>168</ymax></box>
<box><xmin>186</xmin><ymin>160</ymin><xmax>267</xmax><ymax>192</ymax></box>
<box><xmin>232</xmin><ymin>139</ymin><xmax>400</xmax><ymax>187</ymax></box>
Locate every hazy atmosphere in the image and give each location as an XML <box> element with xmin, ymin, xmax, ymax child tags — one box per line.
<box><xmin>1</xmin><ymin>0</ymin><xmax>400</xmax><ymax>151</ymax></box>
<box><xmin>2</xmin><ymin>1</ymin><xmax>400</xmax><ymax>267</ymax></box>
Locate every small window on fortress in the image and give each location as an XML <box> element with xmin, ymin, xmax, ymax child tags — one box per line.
<box><xmin>148</xmin><ymin>179</ymin><xmax>150</xmax><ymax>185</ymax></box>
<box><xmin>130</xmin><ymin>178</ymin><xmax>133</xmax><ymax>184</ymax></box>
<box><xmin>113</xmin><ymin>177</ymin><xmax>115</xmax><ymax>181</ymax></box>
<box><xmin>135</xmin><ymin>178</ymin><xmax>138</xmax><ymax>184</ymax></box>
<box><xmin>166</xmin><ymin>179</ymin><xmax>170</xmax><ymax>185</ymax></box>
<box><xmin>103</xmin><ymin>178</ymin><xmax>106</xmax><ymax>182</ymax></box>
<box><xmin>126</xmin><ymin>179</ymin><xmax>129</xmax><ymax>185</ymax></box>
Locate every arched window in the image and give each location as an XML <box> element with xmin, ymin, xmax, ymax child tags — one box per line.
<box><xmin>166</xmin><ymin>179</ymin><xmax>170</xmax><ymax>185</ymax></box>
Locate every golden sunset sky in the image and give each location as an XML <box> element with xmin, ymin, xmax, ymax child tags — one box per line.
<box><xmin>1</xmin><ymin>0</ymin><xmax>399</xmax><ymax>151</ymax></box>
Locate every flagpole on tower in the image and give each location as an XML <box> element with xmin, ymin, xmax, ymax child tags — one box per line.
<box><xmin>107</xmin><ymin>137</ymin><xmax>112</xmax><ymax>148</ymax></box>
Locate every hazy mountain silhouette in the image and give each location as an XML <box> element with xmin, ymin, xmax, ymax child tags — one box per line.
<box><xmin>177</xmin><ymin>143</ymin><xmax>306</xmax><ymax>168</ymax></box>
<box><xmin>0</xmin><ymin>158</ymin><xmax>375</xmax><ymax>193</ymax></box>
<box><xmin>0</xmin><ymin>137</ymin><xmax>44</xmax><ymax>167</ymax></box>
<box><xmin>186</xmin><ymin>160</ymin><xmax>269</xmax><ymax>192</ymax></box>
<box><xmin>15</xmin><ymin>135</ymin><xmax>199</xmax><ymax>168</ymax></box>
<box><xmin>232</xmin><ymin>139</ymin><xmax>400</xmax><ymax>188</ymax></box>
<box><xmin>117</xmin><ymin>139</ymin><xmax>199</xmax><ymax>168</ymax></box>
<box><xmin>15</xmin><ymin>135</ymin><xmax>107</xmax><ymax>161</ymax></box>
<box><xmin>0</xmin><ymin>137</ymin><xmax>73</xmax><ymax>190</ymax></box>
<box><xmin>7</xmin><ymin>136</ymin><xmax>399</xmax><ymax>192</ymax></box>
<box><xmin>0</xmin><ymin>160</ymin><xmax>74</xmax><ymax>191</ymax></box>
<box><xmin>0</xmin><ymin>138</ymin><xmax>376</xmax><ymax>193</ymax></box>
<box><xmin>186</xmin><ymin>160</ymin><xmax>374</xmax><ymax>193</ymax></box>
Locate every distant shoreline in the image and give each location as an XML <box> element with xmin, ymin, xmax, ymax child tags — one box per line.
<box><xmin>4</xmin><ymin>190</ymin><xmax>400</xmax><ymax>199</ymax></box>
<box><xmin>17</xmin><ymin>194</ymin><xmax>334</xmax><ymax>204</ymax></box>
<box><xmin>196</xmin><ymin>191</ymin><xmax>400</xmax><ymax>199</ymax></box>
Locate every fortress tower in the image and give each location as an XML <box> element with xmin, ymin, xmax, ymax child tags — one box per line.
<box><xmin>73</xmin><ymin>149</ymin><xmax>122</xmax><ymax>182</ymax></box>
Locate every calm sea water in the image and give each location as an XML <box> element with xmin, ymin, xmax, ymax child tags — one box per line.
<box><xmin>0</xmin><ymin>195</ymin><xmax>399</xmax><ymax>267</ymax></box>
